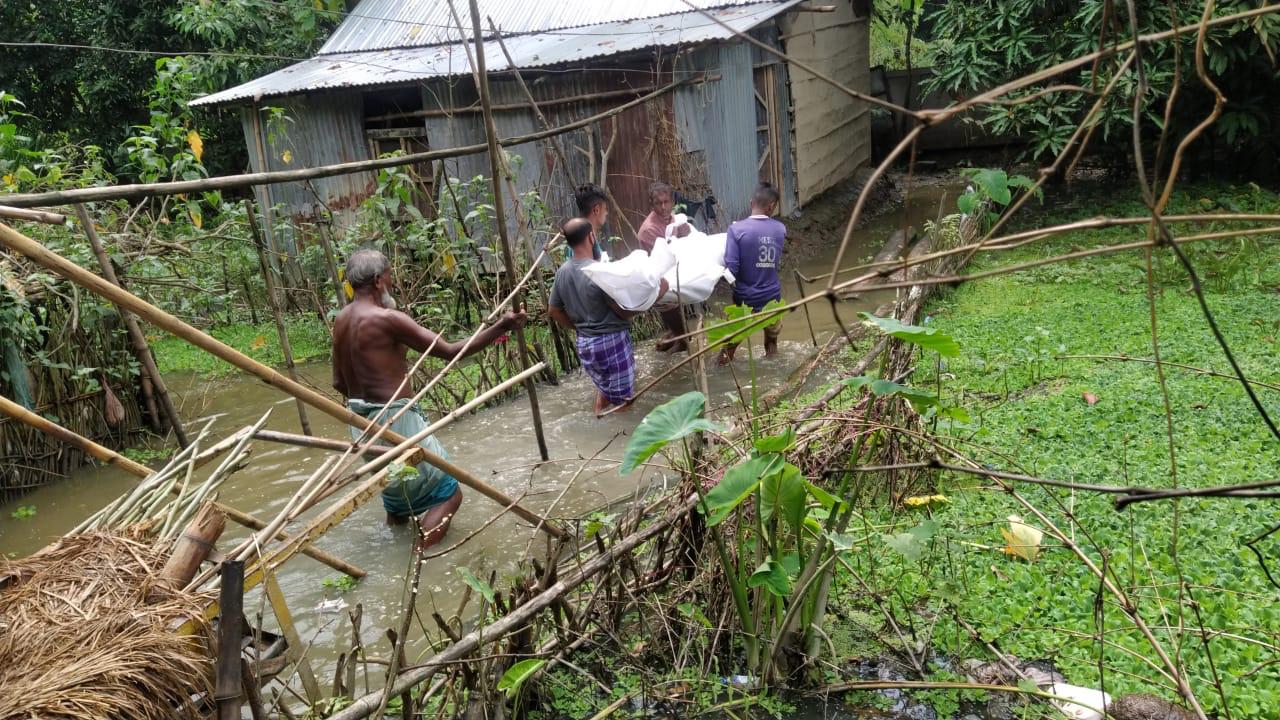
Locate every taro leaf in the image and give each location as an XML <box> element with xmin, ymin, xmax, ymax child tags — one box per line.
<box><xmin>805</xmin><ymin>480</ymin><xmax>845</xmax><ymax>512</ymax></box>
<box><xmin>957</xmin><ymin>190</ymin><xmax>981</xmax><ymax>216</ymax></box>
<box><xmin>620</xmin><ymin>391</ymin><xmax>722</xmax><ymax>475</ymax></box>
<box><xmin>497</xmin><ymin>659</ymin><xmax>546</xmax><ymax>697</ymax></box>
<box><xmin>706</xmin><ymin>299</ymin><xmax>786</xmax><ymax>347</ymax></box>
<box><xmin>827</xmin><ymin>531</ymin><xmax>858</xmax><ymax>552</ymax></box>
<box><xmin>753</xmin><ymin>426</ymin><xmax>796</xmax><ymax>454</ymax></box>
<box><xmin>842</xmin><ymin>375</ymin><xmax>941</xmax><ymax>411</ymax></box>
<box><xmin>968</xmin><ymin>168</ymin><xmax>1011</xmax><ymax>205</ymax></box>
<box><xmin>457</xmin><ymin>566</ymin><xmax>495</xmax><ymax>604</ymax></box>
<box><xmin>882</xmin><ymin>518</ymin><xmax>939</xmax><ymax>563</ymax></box>
<box><xmin>747</xmin><ymin>558</ymin><xmax>792</xmax><ymax>596</ymax></box>
<box><xmin>760</xmin><ymin>462</ymin><xmax>807</xmax><ymax>531</ymax></box>
<box><xmin>859</xmin><ymin>313</ymin><xmax>961</xmax><ymax>357</ymax></box>
<box><xmin>676</xmin><ymin>602</ymin><xmax>713</xmax><ymax>628</ymax></box>
<box><xmin>702</xmin><ymin>454</ymin><xmax>782</xmax><ymax>526</ymax></box>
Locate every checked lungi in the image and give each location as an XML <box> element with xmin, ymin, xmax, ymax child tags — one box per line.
<box><xmin>348</xmin><ymin>397</ymin><xmax>459</xmax><ymax>517</ymax></box>
<box><xmin>576</xmin><ymin>330</ymin><xmax>635</xmax><ymax>405</ymax></box>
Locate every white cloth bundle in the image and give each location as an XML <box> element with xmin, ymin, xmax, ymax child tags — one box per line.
<box><xmin>580</xmin><ymin>214</ymin><xmax>733</xmax><ymax>311</ymax></box>
<box><xmin>580</xmin><ymin>239</ymin><xmax>676</xmax><ymax>312</ymax></box>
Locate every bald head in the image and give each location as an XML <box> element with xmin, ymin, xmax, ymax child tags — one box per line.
<box><xmin>562</xmin><ymin>217</ymin><xmax>593</xmax><ymax>248</ymax></box>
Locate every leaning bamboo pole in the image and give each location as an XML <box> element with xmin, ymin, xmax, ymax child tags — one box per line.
<box><xmin>328</xmin><ymin>491</ymin><xmax>702</xmax><ymax>720</ymax></box>
<box><xmin>74</xmin><ymin>203</ymin><xmax>191</xmax><ymax>447</ymax></box>
<box><xmin>244</xmin><ymin>200</ymin><xmax>312</xmax><ymax>436</ymax></box>
<box><xmin>0</xmin><ymin>392</ymin><xmax>365</xmax><ymax>577</ymax></box>
<box><xmin>0</xmin><ymin>205</ymin><xmax>65</xmax><ymax>225</ymax></box>
<box><xmin>465</xmin><ymin>0</ymin><xmax>549</xmax><ymax>462</ymax></box>
<box><xmin>0</xmin><ymin>220</ymin><xmax>569</xmax><ymax>540</ymax></box>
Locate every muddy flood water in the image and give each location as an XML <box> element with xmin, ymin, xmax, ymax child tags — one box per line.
<box><xmin>0</xmin><ymin>185</ymin><xmax>955</xmax><ymax>705</ymax></box>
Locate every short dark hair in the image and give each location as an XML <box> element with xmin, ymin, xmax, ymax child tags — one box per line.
<box><xmin>346</xmin><ymin>247</ymin><xmax>390</xmax><ymax>289</ymax></box>
<box><xmin>562</xmin><ymin>217</ymin><xmax>593</xmax><ymax>248</ymax></box>
<box><xmin>752</xmin><ymin>182</ymin><xmax>780</xmax><ymax>209</ymax></box>
<box><xmin>575</xmin><ymin>183</ymin><xmax>609</xmax><ymax>217</ymax></box>
<box><xmin>648</xmin><ymin>181</ymin><xmax>674</xmax><ymax>204</ymax></box>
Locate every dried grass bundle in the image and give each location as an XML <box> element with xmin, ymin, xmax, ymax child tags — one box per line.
<box><xmin>0</xmin><ymin>527</ymin><xmax>214</xmax><ymax>720</ymax></box>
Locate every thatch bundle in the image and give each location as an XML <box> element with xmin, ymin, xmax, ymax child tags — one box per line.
<box><xmin>0</xmin><ymin>527</ymin><xmax>214</xmax><ymax>720</ymax></box>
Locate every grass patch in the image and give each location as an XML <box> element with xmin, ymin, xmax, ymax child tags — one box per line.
<box><xmin>831</xmin><ymin>183</ymin><xmax>1280</xmax><ymax>717</ymax></box>
<box><xmin>151</xmin><ymin>316</ymin><xmax>332</xmax><ymax>376</ymax></box>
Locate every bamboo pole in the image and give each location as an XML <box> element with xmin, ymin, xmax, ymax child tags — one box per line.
<box><xmin>244</xmin><ymin>200</ymin><xmax>313</xmax><ymax>436</ymax></box>
<box><xmin>0</xmin><ymin>392</ymin><xmax>368</xmax><ymax>577</ymax></box>
<box><xmin>327</xmin><ymin>492</ymin><xmax>701</xmax><ymax>720</ymax></box>
<box><xmin>0</xmin><ymin>79</ymin><xmax>700</xmax><ymax>209</ymax></box>
<box><xmin>160</xmin><ymin>501</ymin><xmax>226</xmax><ymax>588</ymax></box>
<box><xmin>215</xmin><ymin>559</ymin><xmax>245</xmax><ymax>720</ymax></box>
<box><xmin>74</xmin><ymin>203</ymin><xmax>191</xmax><ymax>446</ymax></box>
<box><xmin>317</xmin><ymin>222</ymin><xmax>346</xmax><ymax>310</ymax></box>
<box><xmin>0</xmin><ymin>220</ymin><xmax>569</xmax><ymax>540</ymax></box>
<box><xmin>0</xmin><ymin>204</ymin><xmax>65</xmax><ymax>224</ymax></box>
<box><xmin>468</xmin><ymin>0</ymin><xmax>549</xmax><ymax>462</ymax></box>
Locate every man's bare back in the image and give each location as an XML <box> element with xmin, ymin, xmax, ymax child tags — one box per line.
<box><xmin>331</xmin><ymin>252</ymin><xmax>524</xmax><ymax>549</ymax></box>
<box><xmin>332</xmin><ymin>296</ymin><xmax>525</xmax><ymax>404</ymax></box>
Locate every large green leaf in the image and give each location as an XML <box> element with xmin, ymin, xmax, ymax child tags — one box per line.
<box><xmin>497</xmin><ymin>659</ymin><xmax>546</xmax><ymax>697</ymax></box>
<box><xmin>859</xmin><ymin>313</ymin><xmax>961</xmax><ymax>357</ymax></box>
<box><xmin>702</xmin><ymin>454</ymin><xmax>782</xmax><ymax>526</ymax></box>
<box><xmin>882</xmin><ymin>519</ymin><xmax>939</xmax><ymax>563</ymax></box>
<box><xmin>457</xmin><ymin>566</ymin><xmax>495</xmax><ymax>604</ymax></box>
<box><xmin>706</xmin><ymin>299</ymin><xmax>786</xmax><ymax>347</ymax></box>
<box><xmin>753</xmin><ymin>427</ymin><xmax>796</xmax><ymax>454</ymax></box>
<box><xmin>620</xmin><ymin>392</ymin><xmax>722</xmax><ymax>475</ymax></box>
<box><xmin>967</xmin><ymin>168</ymin><xmax>1011</xmax><ymax>205</ymax></box>
<box><xmin>760</xmin><ymin>462</ymin><xmax>807</xmax><ymax>532</ymax></box>
<box><xmin>842</xmin><ymin>375</ymin><xmax>940</xmax><ymax>411</ymax></box>
<box><xmin>747</xmin><ymin>558</ymin><xmax>792</xmax><ymax>596</ymax></box>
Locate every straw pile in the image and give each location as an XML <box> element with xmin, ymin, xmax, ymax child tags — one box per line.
<box><xmin>0</xmin><ymin>527</ymin><xmax>214</xmax><ymax>720</ymax></box>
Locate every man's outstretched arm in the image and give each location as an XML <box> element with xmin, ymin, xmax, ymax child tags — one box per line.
<box><xmin>391</xmin><ymin>309</ymin><xmax>527</xmax><ymax>361</ymax></box>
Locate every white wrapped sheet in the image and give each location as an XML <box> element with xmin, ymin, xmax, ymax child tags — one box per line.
<box><xmin>580</xmin><ymin>215</ymin><xmax>733</xmax><ymax>311</ymax></box>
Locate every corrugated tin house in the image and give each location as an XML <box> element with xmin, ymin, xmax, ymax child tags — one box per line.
<box><xmin>192</xmin><ymin>0</ymin><xmax>872</xmax><ymax>250</ymax></box>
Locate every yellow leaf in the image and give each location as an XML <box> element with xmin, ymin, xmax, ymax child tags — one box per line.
<box><xmin>188</xmin><ymin>207</ymin><xmax>203</xmax><ymax>229</ymax></box>
<box><xmin>999</xmin><ymin>515</ymin><xmax>1043</xmax><ymax>563</ymax></box>
<box><xmin>442</xmin><ymin>252</ymin><xmax>457</xmax><ymax>273</ymax></box>
<box><xmin>904</xmin><ymin>494</ymin><xmax>949</xmax><ymax>508</ymax></box>
<box><xmin>343</xmin><ymin>280</ymin><xmax>354</xmax><ymax>300</ymax></box>
<box><xmin>1</xmin><ymin>174</ymin><xmax>13</xmax><ymax>187</ymax></box>
<box><xmin>281</xmin><ymin>149</ymin><xmax>293</xmax><ymax>164</ymax></box>
<box><xmin>250</xmin><ymin>335</ymin><xmax>267</xmax><ymax>351</ymax></box>
<box><xmin>187</xmin><ymin>129</ymin><xmax>204</xmax><ymax>163</ymax></box>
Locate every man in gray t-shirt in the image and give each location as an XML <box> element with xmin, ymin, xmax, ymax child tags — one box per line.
<box><xmin>549</xmin><ymin>218</ymin><xmax>665</xmax><ymax>415</ymax></box>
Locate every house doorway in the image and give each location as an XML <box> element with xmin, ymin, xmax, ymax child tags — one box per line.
<box><xmin>753</xmin><ymin>64</ymin><xmax>784</xmax><ymax>189</ymax></box>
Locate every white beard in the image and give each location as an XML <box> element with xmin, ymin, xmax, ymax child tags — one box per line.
<box><xmin>381</xmin><ymin>291</ymin><xmax>398</xmax><ymax>311</ymax></box>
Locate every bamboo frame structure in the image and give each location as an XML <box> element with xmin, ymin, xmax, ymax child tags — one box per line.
<box><xmin>0</xmin><ymin>392</ymin><xmax>366</xmax><ymax>578</ymax></box>
<box><xmin>0</xmin><ymin>219</ymin><xmax>569</xmax><ymax>541</ymax></box>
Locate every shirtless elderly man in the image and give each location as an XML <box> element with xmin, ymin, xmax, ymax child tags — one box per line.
<box><xmin>332</xmin><ymin>247</ymin><xmax>526</xmax><ymax>547</ymax></box>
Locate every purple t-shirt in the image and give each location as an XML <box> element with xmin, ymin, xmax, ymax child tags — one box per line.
<box><xmin>724</xmin><ymin>215</ymin><xmax>786</xmax><ymax>309</ymax></box>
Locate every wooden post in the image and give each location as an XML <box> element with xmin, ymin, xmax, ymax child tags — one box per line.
<box><xmin>160</xmin><ymin>501</ymin><xmax>226</xmax><ymax>588</ymax></box>
<box><xmin>0</xmin><ymin>220</ymin><xmax>569</xmax><ymax>539</ymax></box>
<box><xmin>317</xmin><ymin>222</ymin><xmax>347</xmax><ymax>310</ymax></box>
<box><xmin>794</xmin><ymin>270</ymin><xmax>818</xmax><ymax>347</ymax></box>
<box><xmin>265</xmin><ymin>571</ymin><xmax>324</xmax><ymax>704</ymax></box>
<box><xmin>75</xmin><ymin>203</ymin><xmax>191</xmax><ymax>446</ymax></box>
<box><xmin>0</xmin><ymin>392</ymin><xmax>367</xmax><ymax>576</ymax></box>
<box><xmin>216</xmin><ymin>560</ymin><xmax>245</xmax><ymax>720</ymax></box>
<box><xmin>468</xmin><ymin>0</ymin><xmax>550</xmax><ymax>462</ymax></box>
<box><xmin>0</xmin><ymin>205</ymin><xmax>66</xmax><ymax>225</ymax></box>
<box><xmin>244</xmin><ymin>200</ymin><xmax>314</xmax><ymax>437</ymax></box>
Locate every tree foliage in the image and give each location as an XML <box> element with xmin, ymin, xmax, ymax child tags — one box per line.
<box><xmin>0</xmin><ymin>0</ymin><xmax>341</xmax><ymax>176</ymax></box>
<box><xmin>924</xmin><ymin>1</ymin><xmax>1280</xmax><ymax>168</ymax></box>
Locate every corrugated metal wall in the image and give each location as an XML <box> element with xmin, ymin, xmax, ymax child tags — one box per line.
<box><xmin>421</xmin><ymin>68</ymin><xmax>677</xmax><ymax>257</ymax></box>
<box><xmin>241</xmin><ymin>91</ymin><xmax>377</xmax><ymax>237</ymax></box>
<box><xmin>673</xmin><ymin>43</ymin><xmax>759</xmax><ymax>228</ymax></box>
<box><xmin>779</xmin><ymin>1</ymin><xmax>871</xmax><ymax>205</ymax></box>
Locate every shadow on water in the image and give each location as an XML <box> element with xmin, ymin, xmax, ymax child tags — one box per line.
<box><xmin>0</xmin><ymin>182</ymin><xmax>958</xmax><ymax>693</ymax></box>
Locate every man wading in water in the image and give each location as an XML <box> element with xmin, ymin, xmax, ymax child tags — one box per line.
<box><xmin>548</xmin><ymin>218</ymin><xmax>666</xmax><ymax>415</ymax></box>
<box><xmin>332</xmin><ymin>248</ymin><xmax>526</xmax><ymax>547</ymax></box>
